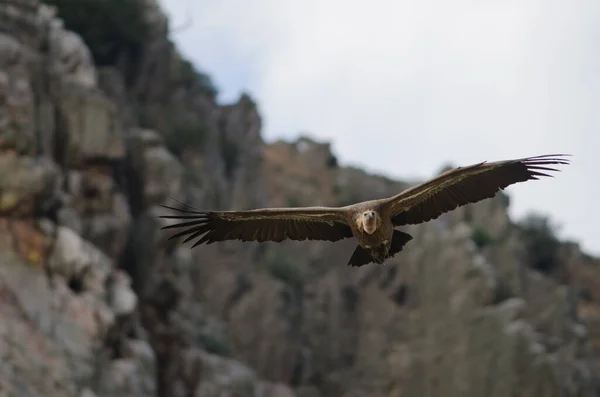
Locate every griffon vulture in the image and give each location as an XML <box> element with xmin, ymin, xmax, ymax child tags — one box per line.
<box><xmin>159</xmin><ymin>154</ymin><xmax>570</xmax><ymax>266</ymax></box>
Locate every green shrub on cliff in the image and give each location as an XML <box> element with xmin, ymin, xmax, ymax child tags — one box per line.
<box><xmin>163</xmin><ymin>120</ymin><xmax>209</xmax><ymax>158</ymax></box>
<box><xmin>42</xmin><ymin>0</ymin><xmax>150</xmax><ymax>69</ymax></box>
<box><xmin>518</xmin><ymin>213</ymin><xmax>562</xmax><ymax>274</ymax></box>
<box><xmin>263</xmin><ymin>249</ymin><xmax>305</xmax><ymax>290</ymax></box>
<box><xmin>471</xmin><ymin>227</ymin><xmax>494</xmax><ymax>249</ymax></box>
<box><xmin>198</xmin><ymin>333</ymin><xmax>232</xmax><ymax>357</ymax></box>
<box><xmin>170</xmin><ymin>59</ymin><xmax>217</xmax><ymax>97</ymax></box>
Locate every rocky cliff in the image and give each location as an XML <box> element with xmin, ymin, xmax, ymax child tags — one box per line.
<box><xmin>0</xmin><ymin>1</ymin><xmax>599</xmax><ymax>397</ymax></box>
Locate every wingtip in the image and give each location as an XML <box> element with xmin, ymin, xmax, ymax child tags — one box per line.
<box><xmin>532</xmin><ymin>153</ymin><xmax>572</xmax><ymax>157</ymax></box>
<box><xmin>524</xmin><ymin>154</ymin><xmax>571</xmax><ymax>167</ymax></box>
<box><xmin>166</xmin><ymin>196</ymin><xmax>204</xmax><ymax>210</ymax></box>
<box><xmin>532</xmin><ymin>153</ymin><xmax>572</xmax><ymax>162</ymax></box>
<box><xmin>158</xmin><ymin>204</ymin><xmax>181</xmax><ymax>212</ymax></box>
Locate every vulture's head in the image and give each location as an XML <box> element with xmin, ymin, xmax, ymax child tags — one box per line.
<box><xmin>361</xmin><ymin>210</ymin><xmax>378</xmax><ymax>234</ymax></box>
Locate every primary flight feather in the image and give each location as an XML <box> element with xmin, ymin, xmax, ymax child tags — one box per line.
<box><xmin>159</xmin><ymin>154</ymin><xmax>570</xmax><ymax>266</ymax></box>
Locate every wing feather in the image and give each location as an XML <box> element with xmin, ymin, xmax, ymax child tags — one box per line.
<box><xmin>159</xmin><ymin>204</ymin><xmax>353</xmax><ymax>247</ymax></box>
<box><xmin>387</xmin><ymin>154</ymin><xmax>570</xmax><ymax>225</ymax></box>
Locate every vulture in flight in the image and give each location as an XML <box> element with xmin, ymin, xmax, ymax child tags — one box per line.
<box><xmin>159</xmin><ymin>154</ymin><xmax>570</xmax><ymax>266</ymax></box>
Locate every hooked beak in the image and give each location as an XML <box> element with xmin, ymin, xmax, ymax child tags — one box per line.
<box><xmin>363</xmin><ymin>212</ymin><xmax>377</xmax><ymax>234</ymax></box>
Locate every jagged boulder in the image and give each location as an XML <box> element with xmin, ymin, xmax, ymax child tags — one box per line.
<box><xmin>0</xmin><ymin>228</ymin><xmax>112</xmax><ymax>396</ymax></box>
<box><xmin>46</xmin><ymin>14</ymin><xmax>98</xmax><ymax>88</ymax></box>
<box><xmin>126</xmin><ymin>128</ymin><xmax>183</xmax><ymax>210</ymax></box>
<box><xmin>54</xmin><ymin>81</ymin><xmax>124</xmax><ymax>166</ymax></box>
<box><xmin>0</xmin><ymin>32</ymin><xmax>37</xmax><ymax>155</ymax></box>
<box><xmin>0</xmin><ymin>0</ymin><xmax>41</xmax><ymax>48</ymax></box>
<box><xmin>0</xmin><ymin>153</ymin><xmax>61</xmax><ymax>216</ymax></box>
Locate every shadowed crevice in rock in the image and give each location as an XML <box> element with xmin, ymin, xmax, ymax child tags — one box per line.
<box><xmin>391</xmin><ymin>283</ymin><xmax>409</xmax><ymax>307</ymax></box>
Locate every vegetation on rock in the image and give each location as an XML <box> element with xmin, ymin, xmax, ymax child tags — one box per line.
<box><xmin>471</xmin><ymin>226</ymin><xmax>494</xmax><ymax>249</ymax></box>
<box><xmin>162</xmin><ymin>121</ymin><xmax>209</xmax><ymax>158</ymax></box>
<box><xmin>42</xmin><ymin>0</ymin><xmax>149</xmax><ymax>70</ymax></box>
<box><xmin>219</xmin><ymin>133</ymin><xmax>241</xmax><ymax>179</ymax></box>
<box><xmin>263</xmin><ymin>248</ymin><xmax>305</xmax><ymax>290</ymax></box>
<box><xmin>518</xmin><ymin>212</ymin><xmax>562</xmax><ymax>274</ymax></box>
<box><xmin>199</xmin><ymin>333</ymin><xmax>233</xmax><ymax>357</ymax></box>
<box><xmin>169</xmin><ymin>58</ymin><xmax>217</xmax><ymax>97</ymax></box>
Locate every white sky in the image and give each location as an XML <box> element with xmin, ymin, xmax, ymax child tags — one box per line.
<box><xmin>158</xmin><ymin>0</ymin><xmax>600</xmax><ymax>256</ymax></box>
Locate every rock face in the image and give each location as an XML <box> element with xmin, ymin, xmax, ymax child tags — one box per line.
<box><xmin>0</xmin><ymin>1</ymin><xmax>598</xmax><ymax>397</ymax></box>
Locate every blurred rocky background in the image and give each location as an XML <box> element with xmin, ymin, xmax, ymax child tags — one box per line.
<box><xmin>0</xmin><ymin>0</ymin><xmax>599</xmax><ymax>396</ymax></box>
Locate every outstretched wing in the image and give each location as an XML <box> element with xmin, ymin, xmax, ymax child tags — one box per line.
<box><xmin>159</xmin><ymin>204</ymin><xmax>353</xmax><ymax>247</ymax></box>
<box><xmin>385</xmin><ymin>154</ymin><xmax>570</xmax><ymax>226</ymax></box>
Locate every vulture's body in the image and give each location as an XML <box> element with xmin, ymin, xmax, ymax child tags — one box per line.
<box><xmin>160</xmin><ymin>154</ymin><xmax>570</xmax><ymax>266</ymax></box>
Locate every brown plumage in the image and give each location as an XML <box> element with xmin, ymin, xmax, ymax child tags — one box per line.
<box><xmin>159</xmin><ymin>154</ymin><xmax>570</xmax><ymax>266</ymax></box>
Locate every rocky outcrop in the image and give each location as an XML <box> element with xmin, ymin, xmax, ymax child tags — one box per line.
<box><xmin>0</xmin><ymin>3</ymin><xmax>147</xmax><ymax>395</ymax></box>
<box><xmin>247</xmin><ymin>140</ymin><xmax>600</xmax><ymax>397</ymax></box>
<box><xmin>0</xmin><ymin>1</ymin><xmax>598</xmax><ymax>397</ymax></box>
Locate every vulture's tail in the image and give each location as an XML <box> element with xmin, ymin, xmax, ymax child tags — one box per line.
<box><xmin>347</xmin><ymin>230</ymin><xmax>413</xmax><ymax>267</ymax></box>
<box><xmin>347</xmin><ymin>245</ymin><xmax>373</xmax><ymax>267</ymax></box>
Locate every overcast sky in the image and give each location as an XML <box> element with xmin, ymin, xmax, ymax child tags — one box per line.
<box><xmin>158</xmin><ymin>0</ymin><xmax>600</xmax><ymax>256</ymax></box>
